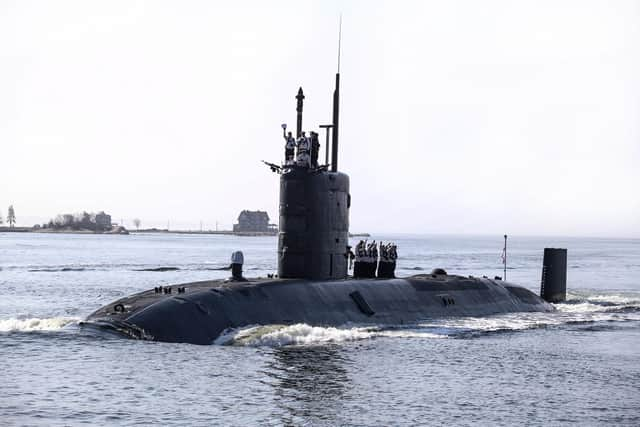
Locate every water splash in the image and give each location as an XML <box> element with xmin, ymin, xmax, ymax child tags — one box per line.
<box><xmin>215</xmin><ymin>324</ymin><xmax>373</xmax><ymax>346</ymax></box>
<box><xmin>0</xmin><ymin>317</ymin><xmax>79</xmax><ymax>332</ymax></box>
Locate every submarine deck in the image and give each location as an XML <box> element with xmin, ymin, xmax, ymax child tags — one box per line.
<box><xmin>83</xmin><ymin>274</ymin><xmax>554</xmax><ymax>344</ymax></box>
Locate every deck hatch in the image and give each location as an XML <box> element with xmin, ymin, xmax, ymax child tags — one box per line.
<box><xmin>349</xmin><ymin>291</ymin><xmax>375</xmax><ymax>316</ymax></box>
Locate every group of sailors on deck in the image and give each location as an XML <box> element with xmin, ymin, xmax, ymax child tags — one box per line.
<box><xmin>283</xmin><ymin>128</ymin><xmax>320</xmax><ymax>168</ymax></box>
<box><xmin>349</xmin><ymin>240</ymin><xmax>398</xmax><ymax>279</ymax></box>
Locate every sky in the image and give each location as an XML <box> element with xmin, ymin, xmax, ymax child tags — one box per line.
<box><xmin>1</xmin><ymin>0</ymin><xmax>639</xmax><ymax>237</ymax></box>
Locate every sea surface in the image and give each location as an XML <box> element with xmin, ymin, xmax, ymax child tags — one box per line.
<box><xmin>1</xmin><ymin>233</ymin><xmax>639</xmax><ymax>426</ymax></box>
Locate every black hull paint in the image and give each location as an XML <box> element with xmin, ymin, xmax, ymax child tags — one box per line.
<box><xmin>83</xmin><ymin>274</ymin><xmax>554</xmax><ymax>345</ymax></box>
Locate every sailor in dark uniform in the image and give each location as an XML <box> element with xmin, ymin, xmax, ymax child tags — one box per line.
<box><xmin>354</xmin><ymin>240</ymin><xmax>366</xmax><ymax>278</ymax></box>
<box><xmin>377</xmin><ymin>242</ymin><xmax>387</xmax><ymax>278</ymax></box>
<box><xmin>377</xmin><ymin>242</ymin><xmax>396</xmax><ymax>278</ymax></box>
<box><xmin>368</xmin><ymin>240</ymin><xmax>378</xmax><ymax>278</ymax></box>
<box><xmin>345</xmin><ymin>245</ymin><xmax>355</xmax><ymax>271</ymax></box>
<box><xmin>310</xmin><ymin>131</ymin><xmax>320</xmax><ymax>168</ymax></box>
<box><xmin>388</xmin><ymin>243</ymin><xmax>398</xmax><ymax>278</ymax></box>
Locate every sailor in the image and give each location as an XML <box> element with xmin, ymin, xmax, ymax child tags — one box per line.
<box><xmin>345</xmin><ymin>245</ymin><xmax>355</xmax><ymax>270</ymax></box>
<box><xmin>369</xmin><ymin>240</ymin><xmax>378</xmax><ymax>278</ymax></box>
<box><xmin>353</xmin><ymin>240</ymin><xmax>366</xmax><ymax>278</ymax></box>
<box><xmin>377</xmin><ymin>242</ymin><xmax>387</xmax><ymax>278</ymax></box>
<box><xmin>283</xmin><ymin>126</ymin><xmax>296</xmax><ymax>165</ymax></box>
<box><xmin>387</xmin><ymin>243</ymin><xmax>398</xmax><ymax>278</ymax></box>
<box><xmin>296</xmin><ymin>132</ymin><xmax>311</xmax><ymax>167</ymax></box>
<box><xmin>310</xmin><ymin>131</ymin><xmax>320</xmax><ymax>168</ymax></box>
<box><xmin>363</xmin><ymin>241</ymin><xmax>370</xmax><ymax>277</ymax></box>
<box><xmin>378</xmin><ymin>242</ymin><xmax>395</xmax><ymax>278</ymax></box>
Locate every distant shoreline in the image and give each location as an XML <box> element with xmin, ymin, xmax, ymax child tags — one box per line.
<box><xmin>0</xmin><ymin>226</ymin><xmax>130</xmax><ymax>235</ymax></box>
<box><xmin>131</xmin><ymin>229</ymin><xmax>278</xmax><ymax>236</ymax></box>
<box><xmin>0</xmin><ymin>226</ymin><xmax>274</xmax><ymax>237</ymax></box>
<box><xmin>0</xmin><ymin>226</ymin><xmax>370</xmax><ymax>238</ymax></box>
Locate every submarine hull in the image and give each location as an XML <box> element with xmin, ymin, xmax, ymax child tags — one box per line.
<box><xmin>82</xmin><ymin>275</ymin><xmax>554</xmax><ymax>345</ymax></box>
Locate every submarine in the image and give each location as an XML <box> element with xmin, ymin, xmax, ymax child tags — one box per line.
<box><xmin>82</xmin><ymin>72</ymin><xmax>568</xmax><ymax>345</ymax></box>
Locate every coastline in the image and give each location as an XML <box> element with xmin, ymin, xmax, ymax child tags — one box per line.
<box><xmin>0</xmin><ymin>227</ymin><xmax>370</xmax><ymax>238</ymax></box>
<box><xmin>0</xmin><ymin>226</ymin><xmax>129</xmax><ymax>235</ymax></box>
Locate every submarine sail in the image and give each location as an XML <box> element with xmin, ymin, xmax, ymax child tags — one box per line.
<box><xmin>278</xmin><ymin>76</ymin><xmax>350</xmax><ymax>280</ymax></box>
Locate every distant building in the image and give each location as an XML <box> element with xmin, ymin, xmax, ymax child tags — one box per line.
<box><xmin>93</xmin><ymin>211</ymin><xmax>112</xmax><ymax>231</ymax></box>
<box><xmin>233</xmin><ymin>210</ymin><xmax>271</xmax><ymax>232</ymax></box>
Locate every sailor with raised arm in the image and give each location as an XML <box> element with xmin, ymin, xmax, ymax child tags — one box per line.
<box><xmin>282</xmin><ymin>124</ymin><xmax>296</xmax><ymax>165</ymax></box>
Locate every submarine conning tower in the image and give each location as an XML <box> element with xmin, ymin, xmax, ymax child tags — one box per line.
<box><xmin>277</xmin><ymin>74</ymin><xmax>351</xmax><ymax>280</ymax></box>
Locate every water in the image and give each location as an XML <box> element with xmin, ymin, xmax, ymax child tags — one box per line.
<box><xmin>1</xmin><ymin>233</ymin><xmax>639</xmax><ymax>426</ymax></box>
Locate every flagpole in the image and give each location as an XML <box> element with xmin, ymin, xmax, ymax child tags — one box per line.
<box><xmin>503</xmin><ymin>234</ymin><xmax>507</xmax><ymax>280</ymax></box>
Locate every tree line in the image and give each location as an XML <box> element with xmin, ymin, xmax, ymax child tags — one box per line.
<box><xmin>46</xmin><ymin>211</ymin><xmax>112</xmax><ymax>231</ymax></box>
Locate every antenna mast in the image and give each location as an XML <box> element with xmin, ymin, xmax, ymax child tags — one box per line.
<box><xmin>331</xmin><ymin>16</ymin><xmax>342</xmax><ymax>172</ymax></box>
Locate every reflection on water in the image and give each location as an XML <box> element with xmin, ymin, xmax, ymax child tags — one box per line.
<box><xmin>264</xmin><ymin>345</ymin><xmax>351</xmax><ymax>424</ymax></box>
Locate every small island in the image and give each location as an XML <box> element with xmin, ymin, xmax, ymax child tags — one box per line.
<box><xmin>39</xmin><ymin>211</ymin><xmax>129</xmax><ymax>234</ymax></box>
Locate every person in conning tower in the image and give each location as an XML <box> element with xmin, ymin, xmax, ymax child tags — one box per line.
<box><xmin>296</xmin><ymin>131</ymin><xmax>310</xmax><ymax>167</ymax></box>
<box><xmin>310</xmin><ymin>131</ymin><xmax>320</xmax><ymax>168</ymax></box>
<box><xmin>282</xmin><ymin>124</ymin><xmax>296</xmax><ymax>165</ymax></box>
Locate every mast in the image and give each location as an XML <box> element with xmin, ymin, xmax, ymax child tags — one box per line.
<box><xmin>331</xmin><ymin>73</ymin><xmax>339</xmax><ymax>172</ymax></box>
<box><xmin>331</xmin><ymin>17</ymin><xmax>342</xmax><ymax>172</ymax></box>
<box><xmin>296</xmin><ymin>87</ymin><xmax>305</xmax><ymax>138</ymax></box>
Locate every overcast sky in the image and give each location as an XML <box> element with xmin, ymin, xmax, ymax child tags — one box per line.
<box><xmin>1</xmin><ymin>0</ymin><xmax>639</xmax><ymax>236</ymax></box>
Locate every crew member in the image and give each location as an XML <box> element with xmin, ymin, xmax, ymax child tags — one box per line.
<box><xmin>377</xmin><ymin>242</ymin><xmax>395</xmax><ymax>278</ymax></box>
<box><xmin>345</xmin><ymin>245</ymin><xmax>355</xmax><ymax>271</ymax></box>
<box><xmin>283</xmin><ymin>129</ymin><xmax>296</xmax><ymax>165</ymax></box>
<box><xmin>310</xmin><ymin>131</ymin><xmax>320</xmax><ymax>168</ymax></box>
<box><xmin>354</xmin><ymin>240</ymin><xmax>366</xmax><ymax>278</ymax></box>
<box><xmin>388</xmin><ymin>243</ymin><xmax>398</xmax><ymax>278</ymax></box>
<box><xmin>296</xmin><ymin>132</ymin><xmax>310</xmax><ymax>167</ymax></box>
<box><xmin>368</xmin><ymin>240</ymin><xmax>378</xmax><ymax>278</ymax></box>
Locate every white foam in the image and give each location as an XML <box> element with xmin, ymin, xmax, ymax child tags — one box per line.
<box><xmin>216</xmin><ymin>324</ymin><xmax>371</xmax><ymax>346</ymax></box>
<box><xmin>566</xmin><ymin>291</ymin><xmax>640</xmax><ymax>306</ymax></box>
<box><xmin>585</xmin><ymin>293</ymin><xmax>639</xmax><ymax>305</ymax></box>
<box><xmin>556</xmin><ymin>302</ymin><xmax>606</xmax><ymax>313</ymax></box>
<box><xmin>0</xmin><ymin>316</ymin><xmax>79</xmax><ymax>332</ymax></box>
<box><xmin>215</xmin><ymin>323</ymin><xmax>447</xmax><ymax>347</ymax></box>
<box><xmin>414</xmin><ymin>313</ymin><xmax>560</xmax><ymax>337</ymax></box>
